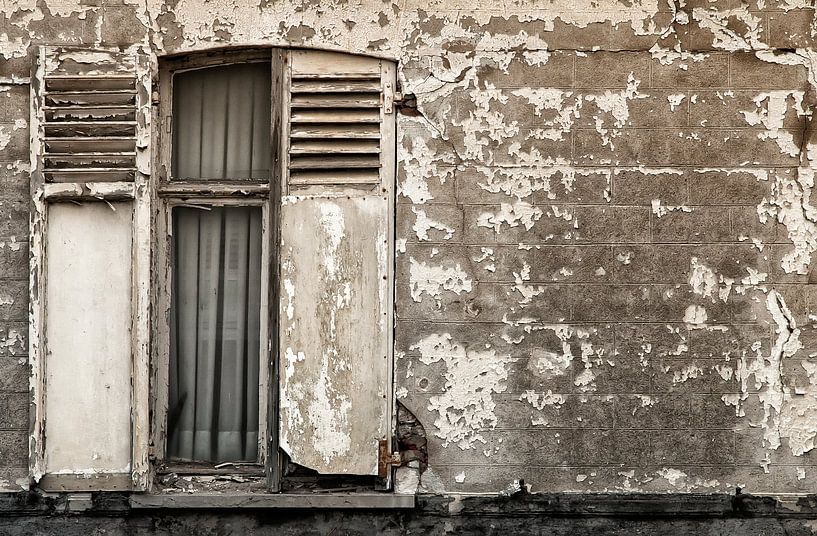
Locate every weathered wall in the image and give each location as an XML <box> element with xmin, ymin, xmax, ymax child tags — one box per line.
<box><xmin>2</xmin><ymin>0</ymin><xmax>817</xmax><ymax>499</ymax></box>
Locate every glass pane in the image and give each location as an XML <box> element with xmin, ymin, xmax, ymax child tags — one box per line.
<box><xmin>168</xmin><ymin>206</ymin><xmax>263</xmax><ymax>463</ymax></box>
<box><xmin>172</xmin><ymin>62</ymin><xmax>271</xmax><ymax>180</ymax></box>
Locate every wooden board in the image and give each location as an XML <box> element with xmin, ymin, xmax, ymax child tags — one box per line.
<box><xmin>43</xmin><ymin>202</ymin><xmax>133</xmax><ymax>478</ymax></box>
<box><xmin>279</xmin><ymin>195</ymin><xmax>390</xmax><ymax>475</ymax></box>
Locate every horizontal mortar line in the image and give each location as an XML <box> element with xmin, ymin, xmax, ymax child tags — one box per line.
<box><xmin>515</xmin><ymin>126</ymin><xmax>794</xmax><ymax>131</ymax></box>
<box><xmin>400</xmin><ymin>202</ymin><xmax>775</xmax><ymax>207</ymax></box>
<box><xmin>395</xmin><ymin>319</ymin><xmax>781</xmax><ymax>325</ymax></box>
<box><xmin>401</xmin><ymin>244</ymin><xmax>797</xmax><ymax>248</ymax></box>
<box><xmin>399</xmin><ymin>281</ymin><xmax>809</xmax><ymax>287</ymax></box>
<box><xmin>399</xmin><ymin>280</ymin><xmax>803</xmax><ymax>285</ymax></box>
<box><xmin>414</xmin><ymin>388</ymin><xmax>754</xmax><ymax>394</ymax></box>
<box><xmin>437</xmin><ymin>460</ymin><xmax>752</xmax><ymax>465</ymax></box>
<box><xmin>396</xmin><ymin>319</ymin><xmax>772</xmax><ymax>325</ymax></box>
<box><xmin>401</xmin><ymin>242</ymin><xmax>797</xmax><ymax>247</ymax></box>
<box><xmin>570</xmin><ymin>126</ymin><xmax>806</xmax><ymax>131</ymax></box>
<box><xmin>425</xmin><ymin>429</ymin><xmax>743</xmax><ymax>435</ymax></box>
<box><xmin>411</xmin><ymin>394</ymin><xmax>752</xmax><ymax>399</ymax></box>
<box><xmin>408</xmin><ymin>203</ymin><xmax>780</xmax><ymax>207</ymax></box>
<box><xmin>435</xmin><ymin>460</ymin><xmax>756</xmax><ymax>464</ymax></box>
<box><xmin>401</xmin><ymin>204</ymin><xmax>775</xmax><ymax>208</ymax></box>
<box><xmin>421</xmin><ymin>163</ymin><xmax>801</xmax><ymax>169</ymax></box>
<box><xmin>397</xmin><ymin>165</ymin><xmax>799</xmax><ymax>171</ymax></box>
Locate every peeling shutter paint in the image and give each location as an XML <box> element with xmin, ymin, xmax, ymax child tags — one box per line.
<box><xmin>30</xmin><ymin>47</ymin><xmax>151</xmax><ymax>491</ymax></box>
<box><xmin>278</xmin><ymin>51</ymin><xmax>395</xmax><ymax>476</ymax></box>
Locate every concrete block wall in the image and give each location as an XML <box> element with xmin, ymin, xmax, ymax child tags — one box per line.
<box><xmin>396</xmin><ymin>45</ymin><xmax>817</xmax><ymax>493</ymax></box>
<box><xmin>0</xmin><ymin>0</ymin><xmax>816</xmax><ymax>497</ymax></box>
<box><xmin>0</xmin><ymin>79</ymin><xmax>30</xmax><ymax>490</ymax></box>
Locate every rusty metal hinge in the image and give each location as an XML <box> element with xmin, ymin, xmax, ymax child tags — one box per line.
<box><xmin>378</xmin><ymin>438</ymin><xmax>401</xmax><ymax>478</ymax></box>
<box><xmin>383</xmin><ymin>82</ymin><xmax>403</xmax><ymax>115</ymax></box>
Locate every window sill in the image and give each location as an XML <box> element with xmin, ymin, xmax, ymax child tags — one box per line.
<box><xmin>129</xmin><ymin>492</ymin><xmax>416</xmax><ymax>509</ymax></box>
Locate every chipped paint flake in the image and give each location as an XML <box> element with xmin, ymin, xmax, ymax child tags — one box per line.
<box><xmin>478</xmin><ymin>202</ymin><xmax>543</xmax><ymax>232</ymax></box>
<box><xmin>409</xmin><ymin>257</ymin><xmax>473</xmax><ymax>302</ymax></box>
<box><xmin>412</xmin><ymin>206</ymin><xmax>454</xmax><ymax>241</ymax></box>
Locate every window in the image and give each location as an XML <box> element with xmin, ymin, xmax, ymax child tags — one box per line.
<box><xmin>29</xmin><ymin>46</ymin><xmax>397</xmax><ymax>493</ymax></box>
<box><xmin>156</xmin><ymin>53</ymin><xmax>273</xmax><ymax>474</ymax></box>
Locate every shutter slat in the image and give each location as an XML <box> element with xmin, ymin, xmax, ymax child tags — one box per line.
<box><xmin>289</xmin><ymin>50</ymin><xmax>381</xmax><ymax>77</ymax></box>
<box><xmin>290</xmin><ymin>124</ymin><xmax>380</xmax><ymax>139</ymax></box>
<box><xmin>290</xmin><ymin>139</ymin><xmax>380</xmax><ymax>154</ymax></box>
<box><xmin>289</xmin><ymin>154</ymin><xmax>380</xmax><ymax>169</ymax></box>
<box><xmin>289</xmin><ymin>169</ymin><xmax>380</xmax><ymax>185</ymax></box>
<box><xmin>45</xmin><ymin>137</ymin><xmax>137</xmax><ymax>154</ymax></box>
<box><xmin>45</xmin><ymin>76</ymin><xmax>135</xmax><ymax>91</ymax></box>
<box><xmin>45</xmin><ymin>91</ymin><xmax>136</xmax><ymax>107</ymax></box>
<box><xmin>44</xmin><ymin>106</ymin><xmax>136</xmax><ymax>122</ymax></box>
<box><xmin>46</xmin><ymin>154</ymin><xmax>136</xmax><ymax>168</ymax></box>
<box><xmin>44</xmin><ymin>169</ymin><xmax>136</xmax><ymax>182</ymax></box>
<box><xmin>45</xmin><ymin>122</ymin><xmax>137</xmax><ymax>137</ymax></box>
<box><xmin>291</xmin><ymin>79</ymin><xmax>382</xmax><ymax>93</ymax></box>
<box><xmin>291</xmin><ymin>109</ymin><xmax>380</xmax><ymax>124</ymax></box>
<box><xmin>290</xmin><ymin>93</ymin><xmax>380</xmax><ymax>108</ymax></box>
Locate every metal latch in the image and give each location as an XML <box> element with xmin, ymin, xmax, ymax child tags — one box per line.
<box><xmin>378</xmin><ymin>439</ymin><xmax>402</xmax><ymax>478</ymax></box>
<box><xmin>383</xmin><ymin>82</ymin><xmax>403</xmax><ymax>115</ymax></box>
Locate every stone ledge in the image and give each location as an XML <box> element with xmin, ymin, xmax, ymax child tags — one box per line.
<box><xmin>129</xmin><ymin>492</ymin><xmax>417</xmax><ymax>510</ymax></box>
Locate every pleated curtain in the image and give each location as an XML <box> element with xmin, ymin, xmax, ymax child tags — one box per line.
<box><xmin>172</xmin><ymin>61</ymin><xmax>271</xmax><ymax>180</ymax></box>
<box><xmin>168</xmin><ymin>206</ymin><xmax>262</xmax><ymax>462</ymax></box>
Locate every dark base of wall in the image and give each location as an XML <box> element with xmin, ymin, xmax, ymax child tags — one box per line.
<box><xmin>2</xmin><ymin>491</ymin><xmax>817</xmax><ymax>535</ymax></box>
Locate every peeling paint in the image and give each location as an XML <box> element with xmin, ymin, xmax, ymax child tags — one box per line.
<box><xmin>412</xmin><ymin>333</ymin><xmax>511</xmax><ymax>449</ymax></box>
<box><xmin>412</xmin><ymin>206</ymin><xmax>454</xmax><ymax>241</ymax></box>
<box><xmin>409</xmin><ymin>257</ymin><xmax>473</xmax><ymax>303</ymax></box>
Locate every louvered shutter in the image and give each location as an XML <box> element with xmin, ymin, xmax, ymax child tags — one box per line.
<box><xmin>278</xmin><ymin>50</ymin><xmax>395</xmax><ymax>476</ymax></box>
<box><xmin>39</xmin><ymin>50</ymin><xmax>140</xmax><ymax>182</ymax></box>
<box><xmin>30</xmin><ymin>47</ymin><xmax>151</xmax><ymax>491</ymax></box>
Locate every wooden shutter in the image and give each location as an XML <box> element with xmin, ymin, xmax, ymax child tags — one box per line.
<box><xmin>38</xmin><ymin>50</ymin><xmax>140</xmax><ymax>183</ymax></box>
<box><xmin>30</xmin><ymin>47</ymin><xmax>151</xmax><ymax>491</ymax></box>
<box><xmin>278</xmin><ymin>50</ymin><xmax>395</xmax><ymax>476</ymax></box>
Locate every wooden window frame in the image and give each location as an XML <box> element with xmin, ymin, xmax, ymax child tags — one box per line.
<box><xmin>151</xmin><ymin>48</ymin><xmax>284</xmax><ymax>490</ymax></box>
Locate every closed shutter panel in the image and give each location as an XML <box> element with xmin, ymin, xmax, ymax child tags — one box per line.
<box><xmin>30</xmin><ymin>47</ymin><xmax>151</xmax><ymax>491</ymax></box>
<box><xmin>278</xmin><ymin>50</ymin><xmax>395</xmax><ymax>476</ymax></box>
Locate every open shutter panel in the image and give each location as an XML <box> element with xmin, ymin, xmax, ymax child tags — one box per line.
<box><xmin>279</xmin><ymin>50</ymin><xmax>395</xmax><ymax>476</ymax></box>
<box><xmin>30</xmin><ymin>47</ymin><xmax>151</xmax><ymax>491</ymax></box>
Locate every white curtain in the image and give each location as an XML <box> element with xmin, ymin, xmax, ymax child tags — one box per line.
<box><xmin>168</xmin><ymin>207</ymin><xmax>262</xmax><ymax>462</ymax></box>
<box><xmin>172</xmin><ymin>62</ymin><xmax>271</xmax><ymax>180</ymax></box>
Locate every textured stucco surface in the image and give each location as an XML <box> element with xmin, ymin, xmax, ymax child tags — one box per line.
<box><xmin>1</xmin><ymin>0</ymin><xmax>817</xmax><ymax>499</ymax></box>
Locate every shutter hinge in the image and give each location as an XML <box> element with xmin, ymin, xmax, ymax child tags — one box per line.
<box><xmin>383</xmin><ymin>82</ymin><xmax>402</xmax><ymax>115</ymax></box>
<box><xmin>378</xmin><ymin>438</ymin><xmax>401</xmax><ymax>478</ymax></box>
